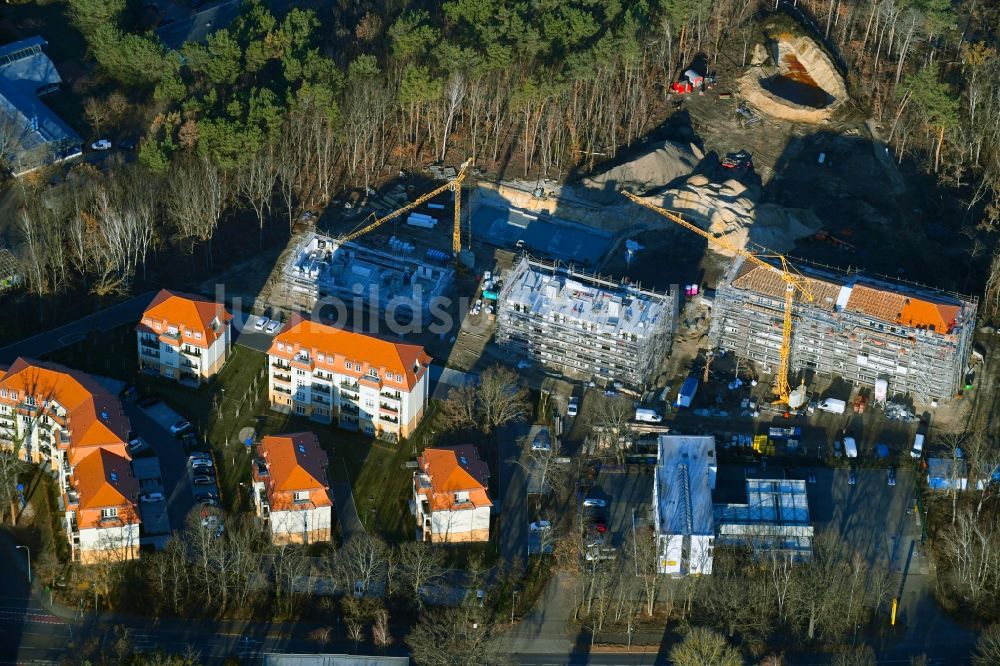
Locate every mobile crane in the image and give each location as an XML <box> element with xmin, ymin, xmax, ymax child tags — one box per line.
<box><xmin>340</xmin><ymin>158</ymin><xmax>473</xmax><ymax>266</ymax></box>
<box><xmin>622</xmin><ymin>189</ymin><xmax>814</xmax><ymax>407</ymax></box>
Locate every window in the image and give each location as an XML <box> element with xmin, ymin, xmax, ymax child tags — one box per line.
<box><xmin>345</xmin><ymin>360</ymin><xmax>351</xmax><ymax>369</ymax></box>
<box><xmin>355</xmin><ymin>363</ymin><xmax>361</xmax><ymax>371</ymax></box>
<box><xmin>0</xmin><ymin>389</ymin><xmax>5</xmax><ymax>398</ymax></box>
<box><xmin>154</xmin><ymin>322</ymin><xmax>161</xmax><ymax>330</ymax></box>
<box><xmin>195</xmin><ymin>332</ymin><xmax>202</xmax><ymax>339</ymax></box>
<box><xmin>368</xmin><ymin>368</ymin><xmax>379</xmax><ymax>378</ymax></box>
<box><xmin>318</xmin><ymin>354</ymin><xmax>325</xmax><ymax>362</ymax></box>
<box><xmin>26</xmin><ymin>395</ymin><xmax>35</xmax><ymax>407</ymax></box>
<box><xmin>293</xmin><ymin>491</ymin><xmax>308</xmax><ymax>502</ymax></box>
<box><xmin>184</xmin><ymin>330</ymin><xmax>191</xmax><ymax>337</ymax></box>
<box><xmin>101</xmin><ymin>507</ymin><xmax>117</xmax><ymax>519</ymax></box>
<box><xmin>296</xmin><ymin>369</ymin><xmax>305</xmax><ymax>376</ymax></box>
<box><xmin>10</xmin><ymin>392</ymin><xmax>16</xmax><ymax>401</ymax></box>
<box><xmin>396</xmin><ymin>374</ymin><xmax>403</xmax><ymax>382</ymax></box>
<box><xmin>295</xmin><ymin>405</ymin><xmax>305</xmax><ymax>415</ymax></box>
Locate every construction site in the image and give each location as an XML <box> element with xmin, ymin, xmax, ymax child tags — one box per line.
<box><xmin>494</xmin><ymin>256</ymin><xmax>678</xmax><ymax>387</ymax></box>
<box><xmin>709</xmin><ymin>256</ymin><xmax>978</xmax><ymax>404</ymax></box>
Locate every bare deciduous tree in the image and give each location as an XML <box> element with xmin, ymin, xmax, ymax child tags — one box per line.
<box><xmin>397</xmin><ymin>540</ymin><xmax>447</xmax><ymax>608</ymax></box>
<box><xmin>669</xmin><ymin>626</ymin><xmax>742</xmax><ymax>666</ymax></box>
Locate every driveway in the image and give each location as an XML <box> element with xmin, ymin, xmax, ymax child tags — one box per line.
<box><xmin>499</xmin><ymin>421</ymin><xmax>530</xmax><ymax>566</ymax></box>
<box><xmin>126</xmin><ymin>403</ymin><xmax>194</xmax><ymax>532</ymax></box>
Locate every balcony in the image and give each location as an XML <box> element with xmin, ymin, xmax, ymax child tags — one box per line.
<box><xmin>379</xmin><ymin>414</ymin><xmax>399</xmax><ymax>425</ymax></box>
<box><xmin>57</xmin><ymin>431</ymin><xmax>71</xmax><ymax>449</ymax></box>
<box><xmin>313</xmin><ymin>395</ymin><xmax>329</xmax><ymax>405</ymax></box>
<box><xmin>273</xmin><ymin>373</ymin><xmax>292</xmax><ymax>384</ymax></box>
<box><xmin>180</xmin><ymin>360</ymin><xmax>199</xmax><ymax>370</ymax></box>
<box><xmin>292</xmin><ymin>353</ymin><xmax>312</xmax><ymax>367</ymax></box>
<box><xmin>272</xmin><ymin>361</ymin><xmax>292</xmax><ymax>371</ymax></box>
<box><xmin>181</xmin><ymin>347</ymin><xmax>202</xmax><ymax>358</ymax></box>
<box><xmin>159</xmin><ymin>330</ymin><xmax>181</xmax><ymax>342</ymax></box>
<box><xmin>341</xmin><ymin>403</ymin><xmax>359</xmax><ymax>415</ymax></box>
<box><xmin>139</xmin><ymin>338</ymin><xmax>159</xmax><ymax>351</ymax></box>
<box><xmin>379</xmin><ymin>403</ymin><xmax>399</xmax><ymax>414</ymax></box>
<box><xmin>274</xmin><ymin>386</ymin><xmax>292</xmax><ymax>395</ymax></box>
<box><xmin>380</xmin><ymin>390</ymin><xmax>402</xmax><ymax>401</ymax></box>
<box><xmin>65</xmin><ymin>489</ymin><xmax>79</xmax><ymax>507</ymax></box>
<box><xmin>312</xmin><ymin>383</ymin><xmax>331</xmax><ymax>394</ymax></box>
<box><xmin>340</xmin><ymin>380</ymin><xmax>360</xmax><ymax>391</ymax></box>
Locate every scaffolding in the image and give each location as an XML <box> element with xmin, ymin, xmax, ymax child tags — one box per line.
<box><xmin>495</xmin><ymin>256</ymin><xmax>679</xmax><ymax>388</ymax></box>
<box><xmin>709</xmin><ymin>257</ymin><xmax>977</xmax><ymax>402</ymax></box>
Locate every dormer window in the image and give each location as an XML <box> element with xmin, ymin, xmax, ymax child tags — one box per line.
<box><xmin>101</xmin><ymin>507</ymin><xmax>117</xmax><ymax>518</ymax></box>
<box><xmin>195</xmin><ymin>332</ymin><xmax>202</xmax><ymax>339</ymax></box>
<box><xmin>454</xmin><ymin>491</ymin><xmax>469</xmax><ymax>503</ymax></box>
<box><xmin>293</xmin><ymin>490</ymin><xmax>308</xmax><ymax>502</ymax></box>
<box><xmin>277</xmin><ymin>342</ymin><xmax>285</xmax><ymax>351</ymax></box>
<box><xmin>318</xmin><ymin>353</ymin><xmax>325</xmax><ymax>362</ymax></box>
<box><xmin>368</xmin><ymin>369</ymin><xmax>379</xmax><ymax>378</ymax></box>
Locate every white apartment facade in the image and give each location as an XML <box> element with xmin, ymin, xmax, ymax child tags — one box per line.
<box><xmin>252</xmin><ymin>432</ymin><xmax>333</xmax><ymax>545</ymax></box>
<box><xmin>267</xmin><ymin>316</ymin><xmax>431</xmax><ymax>440</ymax></box>
<box><xmin>413</xmin><ymin>445</ymin><xmax>492</xmax><ymax>544</ymax></box>
<box><xmin>137</xmin><ymin>289</ymin><xmax>232</xmax><ymax>386</ymax></box>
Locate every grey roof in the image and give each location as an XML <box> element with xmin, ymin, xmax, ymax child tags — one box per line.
<box><xmin>0</xmin><ymin>37</ymin><xmax>81</xmax><ymax>173</ymax></box>
<box><xmin>654</xmin><ymin>435</ymin><xmax>716</xmax><ymax>537</ymax></box>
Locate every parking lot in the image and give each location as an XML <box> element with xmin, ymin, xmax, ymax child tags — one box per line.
<box><xmin>126</xmin><ymin>401</ymin><xmax>196</xmax><ymax>532</ymax></box>
<box><xmin>583</xmin><ymin>468</ymin><xmax>655</xmax><ymax>550</ymax></box>
<box><xmin>714</xmin><ymin>462</ymin><xmax>916</xmax><ymax>567</ymax></box>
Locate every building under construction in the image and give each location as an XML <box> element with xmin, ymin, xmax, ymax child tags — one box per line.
<box><xmin>495</xmin><ymin>256</ymin><xmax>678</xmax><ymax>388</ymax></box>
<box><xmin>709</xmin><ymin>257</ymin><xmax>977</xmax><ymax>403</ymax></box>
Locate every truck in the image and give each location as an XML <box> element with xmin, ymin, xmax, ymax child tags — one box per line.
<box><xmin>676</xmin><ymin>377</ymin><xmax>699</xmax><ymax>408</ymax></box>
<box><xmin>634</xmin><ymin>408</ymin><xmax>663</xmax><ymax>423</ymax></box>
<box><xmin>816</xmin><ymin>398</ymin><xmax>847</xmax><ymax>415</ymax></box>
<box><xmin>843</xmin><ymin>436</ymin><xmax>858</xmax><ymax>458</ymax></box>
<box><xmin>910</xmin><ymin>433</ymin><xmax>925</xmax><ymax>459</ymax></box>
<box><xmin>768</xmin><ymin>426</ymin><xmax>802</xmax><ymax>440</ymax></box>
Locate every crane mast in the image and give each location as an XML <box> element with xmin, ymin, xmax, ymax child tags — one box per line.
<box><xmin>339</xmin><ymin>158</ymin><xmax>473</xmax><ymax>267</ymax></box>
<box><xmin>621</xmin><ymin>190</ymin><xmax>814</xmax><ymax>406</ymax></box>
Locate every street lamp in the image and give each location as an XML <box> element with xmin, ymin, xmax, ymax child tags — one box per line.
<box><xmin>15</xmin><ymin>545</ymin><xmax>30</xmax><ymax>583</ymax></box>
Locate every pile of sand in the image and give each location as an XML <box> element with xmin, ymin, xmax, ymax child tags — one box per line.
<box><xmin>634</xmin><ymin>174</ymin><xmax>822</xmax><ymax>254</ymax></box>
<box><xmin>578</xmin><ymin>140</ymin><xmax>703</xmax><ymax>203</ymax></box>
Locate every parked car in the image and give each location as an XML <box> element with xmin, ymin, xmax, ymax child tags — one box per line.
<box><xmin>170</xmin><ymin>420</ymin><xmax>192</xmax><ymax>435</ymax></box>
<box><xmin>254</xmin><ymin>316</ymin><xmax>269</xmax><ymax>331</ymax></box>
<box><xmin>833</xmin><ymin>440</ymin><xmax>843</xmax><ymax>458</ymax></box>
<box><xmin>529</xmin><ymin>520</ymin><xmax>551</xmax><ymax>531</ymax></box>
<box><xmin>591</xmin><ymin>517</ymin><xmax>607</xmax><ymax>534</ymax></box>
<box><xmin>848</xmin><ymin>467</ymin><xmax>857</xmax><ymax>486</ymax></box>
<box><xmin>265</xmin><ymin>319</ymin><xmax>281</xmax><ymax>334</ymax></box>
<box><xmin>118</xmin><ymin>138</ymin><xmax>137</xmax><ymax>151</ymax></box>
<box><xmin>583</xmin><ymin>498</ymin><xmax>607</xmax><ymax>508</ymax></box>
<box><xmin>887</xmin><ymin>467</ymin><xmax>897</xmax><ymax>487</ymax></box>
<box><xmin>137</xmin><ymin>396</ymin><xmax>161</xmax><ymax>408</ymax></box>
<box><xmin>192</xmin><ymin>465</ymin><xmax>214</xmax><ymax>477</ymax></box>
<box><xmin>189</xmin><ymin>454</ymin><xmax>213</xmax><ymax>467</ymax></box>
<box><xmin>567</xmin><ymin>397</ymin><xmax>579</xmax><ymax>418</ymax></box>
<box><xmin>194</xmin><ymin>491</ymin><xmax>217</xmax><ymax>502</ymax></box>
<box><xmin>807</xmin><ymin>469</ymin><xmax>817</xmax><ymax>484</ymax></box>
<box><xmin>199</xmin><ymin>497</ymin><xmax>219</xmax><ymax>507</ymax></box>
<box><xmin>193</xmin><ymin>475</ymin><xmax>214</xmax><ymax>486</ymax></box>
<box><xmin>531</xmin><ymin>431</ymin><xmax>551</xmax><ymax>451</ymax></box>
<box><xmin>91</xmin><ymin>139</ymin><xmax>112</xmax><ymax>150</ymax></box>
<box><xmin>128</xmin><ymin>437</ymin><xmax>150</xmax><ymax>455</ymax></box>
<box><xmin>140</xmin><ymin>492</ymin><xmax>164</xmax><ymax>503</ymax></box>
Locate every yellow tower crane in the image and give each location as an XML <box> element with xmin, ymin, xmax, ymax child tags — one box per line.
<box><xmin>340</xmin><ymin>158</ymin><xmax>473</xmax><ymax>265</ymax></box>
<box><xmin>622</xmin><ymin>189</ymin><xmax>814</xmax><ymax>407</ymax></box>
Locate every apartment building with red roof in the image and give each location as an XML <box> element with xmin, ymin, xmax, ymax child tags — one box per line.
<box><xmin>710</xmin><ymin>256</ymin><xmax>977</xmax><ymax>402</ymax></box>
<box><xmin>413</xmin><ymin>445</ymin><xmax>491</xmax><ymax>543</ymax></box>
<box><xmin>0</xmin><ymin>358</ymin><xmax>139</xmax><ymax>563</ymax></box>
<box><xmin>251</xmin><ymin>432</ymin><xmax>333</xmax><ymax>544</ymax></box>
<box><xmin>267</xmin><ymin>316</ymin><xmax>431</xmax><ymax>439</ymax></box>
<box><xmin>137</xmin><ymin>289</ymin><xmax>232</xmax><ymax>386</ymax></box>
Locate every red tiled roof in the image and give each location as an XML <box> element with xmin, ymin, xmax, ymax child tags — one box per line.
<box><xmin>258</xmin><ymin>432</ymin><xmax>332</xmax><ymax>507</ymax></box>
<box><xmin>417</xmin><ymin>445</ymin><xmax>491</xmax><ymax>512</ymax></box>
<box><xmin>269</xmin><ymin>315</ymin><xmax>431</xmax><ymax>390</ymax></box>
<box><xmin>74</xmin><ymin>448</ymin><xmax>137</xmax><ymax>511</ymax></box>
<box><xmin>138</xmin><ymin>289</ymin><xmax>231</xmax><ymax>347</ymax></box>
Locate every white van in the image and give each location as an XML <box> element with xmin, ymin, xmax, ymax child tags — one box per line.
<box><xmin>634</xmin><ymin>408</ymin><xmax>663</xmax><ymax>423</ymax></box>
<box><xmin>843</xmin><ymin>436</ymin><xmax>858</xmax><ymax>458</ymax></box>
<box><xmin>910</xmin><ymin>433</ymin><xmax>925</xmax><ymax>459</ymax></box>
<box><xmin>817</xmin><ymin>398</ymin><xmax>847</xmax><ymax>415</ymax></box>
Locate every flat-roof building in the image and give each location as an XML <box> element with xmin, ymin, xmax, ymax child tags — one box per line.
<box><xmin>709</xmin><ymin>256</ymin><xmax>977</xmax><ymax>403</ymax></box>
<box><xmin>495</xmin><ymin>256</ymin><xmax>678</xmax><ymax>388</ymax></box>
<box><xmin>715</xmin><ymin>478</ymin><xmax>813</xmax><ymax>560</ymax></box>
<box><xmin>653</xmin><ymin>435</ymin><xmax>716</xmax><ymax>576</ymax></box>
<box><xmin>0</xmin><ymin>37</ymin><xmax>82</xmax><ymax>175</ymax></box>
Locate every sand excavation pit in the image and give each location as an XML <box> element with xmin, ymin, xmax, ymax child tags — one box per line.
<box><xmin>739</xmin><ymin>34</ymin><xmax>847</xmax><ymax>123</ymax></box>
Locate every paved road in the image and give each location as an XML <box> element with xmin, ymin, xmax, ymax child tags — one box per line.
<box><xmin>499</xmin><ymin>421</ymin><xmax>529</xmax><ymax>566</ymax></box>
<box><xmin>0</xmin><ymin>291</ymin><xmax>155</xmax><ymax>365</ymax></box>
<box><xmin>329</xmin><ymin>481</ymin><xmax>365</xmax><ymax>541</ymax></box>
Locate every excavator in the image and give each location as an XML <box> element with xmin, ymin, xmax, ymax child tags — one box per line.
<box><xmin>622</xmin><ymin>189</ymin><xmax>814</xmax><ymax>408</ymax></box>
<box><xmin>340</xmin><ymin>158</ymin><xmax>473</xmax><ymax>267</ymax></box>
